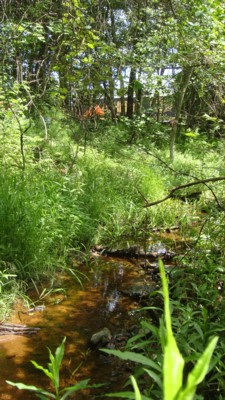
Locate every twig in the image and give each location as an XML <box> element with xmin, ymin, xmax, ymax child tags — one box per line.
<box><xmin>0</xmin><ymin>322</ymin><xmax>40</xmax><ymax>335</ymax></box>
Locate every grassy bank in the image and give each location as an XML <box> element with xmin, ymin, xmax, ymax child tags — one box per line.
<box><xmin>0</xmin><ymin>113</ymin><xmax>225</xmax><ymax>319</ymax></box>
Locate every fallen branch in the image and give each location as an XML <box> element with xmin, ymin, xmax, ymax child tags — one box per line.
<box><xmin>144</xmin><ymin>176</ymin><xmax>225</xmax><ymax>208</ymax></box>
<box><xmin>0</xmin><ymin>322</ymin><xmax>40</xmax><ymax>335</ymax></box>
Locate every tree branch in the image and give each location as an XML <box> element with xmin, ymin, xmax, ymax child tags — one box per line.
<box><xmin>144</xmin><ymin>176</ymin><xmax>225</xmax><ymax>208</ymax></box>
<box><xmin>143</xmin><ymin>149</ymin><xmax>224</xmax><ymax>209</ymax></box>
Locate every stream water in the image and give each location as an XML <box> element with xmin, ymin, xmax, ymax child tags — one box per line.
<box><xmin>0</xmin><ymin>255</ymin><xmax>150</xmax><ymax>400</ymax></box>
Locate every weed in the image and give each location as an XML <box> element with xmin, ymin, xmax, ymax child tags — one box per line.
<box><xmin>6</xmin><ymin>337</ymin><xmax>101</xmax><ymax>399</ymax></box>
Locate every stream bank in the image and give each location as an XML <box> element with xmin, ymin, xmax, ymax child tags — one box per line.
<box><xmin>0</xmin><ymin>235</ymin><xmax>180</xmax><ymax>399</ymax></box>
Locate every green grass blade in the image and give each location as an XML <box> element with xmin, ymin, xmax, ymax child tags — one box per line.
<box><xmin>104</xmin><ymin>392</ymin><xmax>150</xmax><ymax>399</ymax></box>
<box><xmin>104</xmin><ymin>393</ymin><xmax>138</xmax><ymax>399</ymax></box>
<box><xmin>130</xmin><ymin>376</ymin><xmax>143</xmax><ymax>400</ymax></box>
<box><xmin>143</xmin><ymin>368</ymin><xmax>162</xmax><ymax>388</ymax></box>
<box><xmin>159</xmin><ymin>260</ymin><xmax>184</xmax><ymax>400</ymax></box>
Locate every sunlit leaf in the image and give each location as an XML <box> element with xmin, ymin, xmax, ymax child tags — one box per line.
<box><xmin>177</xmin><ymin>336</ymin><xmax>218</xmax><ymax>400</ymax></box>
<box><xmin>159</xmin><ymin>260</ymin><xmax>184</xmax><ymax>399</ymax></box>
<box><xmin>130</xmin><ymin>376</ymin><xmax>142</xmax><ymax>400</ymax></box>
<box><xmin>5</xmin><ymin>381</ymin><xmax>55</xmax><ymax>398</ymax></box>
<box><xmin>31</xmin><ymin>360</ymin><xmax>54</xmax><ymax>382</ymax></box>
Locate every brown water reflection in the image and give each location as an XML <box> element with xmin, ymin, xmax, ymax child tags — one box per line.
<box><xmin>0</xmin><ymin>257</ymin><xmax>143</xmax><ymax>400</ymax></box>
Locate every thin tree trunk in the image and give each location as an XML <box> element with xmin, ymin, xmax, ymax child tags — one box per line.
<box><xmin>127</xmin><ymin>68</ymin><xmax>136</xmax><ymax>119</ymax></box>
<box><xmin>118</xmin><ymin>67</ymin><xmax>126</xmax><ymax>116</ymax></box>
<box><xmin>170</xmin><ymin>66</ymin><xmax>193</xmax><ymax>161</ymax></box>
<box><xmin>174</xmin><ymin>66</ymin><xmax>193</xmax><ymax>131</ymax></box>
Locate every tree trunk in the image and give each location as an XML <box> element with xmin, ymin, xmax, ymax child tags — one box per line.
<box><xmin>127</xmin><ymin>68</ymin><xmax>136</xmax><ymax>119</ymax></box>
<box><xmin>118</xmin><ymin>68</ymin><xmax>126</xmax><ymax>116</ymax></box>
<box><xmin>170</xmin><ymin>66</ymin><xmax>193</xmax><ymax>161</ymax></box>
<box><xmin>103</xmin><ymin>79</ymin><xmax>117</xmax><ymax>121</ymax></box>
<box><xmin>174</xmin><ymin>66</ymin><xmax>193</xmax><ymax>133</ymax></box>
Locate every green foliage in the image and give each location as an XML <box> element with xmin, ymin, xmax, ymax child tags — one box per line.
<box><xmin>0</xmin><ymin>267</ymin><xmax>21</xmax><ymax>320</ymax></box>
<box><xmin>159</xmin><ymin>260</ymin><xmax>218</xmax><ymax>400</ymax></box>
<box><xmin>0</xmin><ymin>168</ymin><xmax>82</xmax><ymax>281</ymax></box>
<box><xmin>6</xmin><ymin>337</ymin><xmax>101</xmax><ymax>399</ymax></box>
<box><xmin>102</xmin><ymin>261</ymin><xmax>218</xmax><ymax>400</ymax></box>
<box><xmin>1</xmin><ymin>3</ymin><xmax>225</xmax><ymax>398</ymax></box>
<box><xmin>122</xmin><ymin>252</ymin><xmax>225</xmax><ymax>399</ymax></box>
<box><xmin>169</xmin><ymin>261</ymin><xmax>225</xmax><ymax>397</ymax></box>
<box><xmin>74</xmin><ymin>147</ymin><xmax>165</xmax><ymax>245</ymax></box>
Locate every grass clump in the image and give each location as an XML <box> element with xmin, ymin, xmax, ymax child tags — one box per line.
<box><xmin>0</xmin><ymin>169</ymin><xmax>82</xmax><ymax>280</ymax></box>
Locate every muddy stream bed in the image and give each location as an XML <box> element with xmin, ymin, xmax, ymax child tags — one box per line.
<box><xmin>0</xmin><ymin>235</ymin><xmax>181</xmax><ymax>400</ymax></box>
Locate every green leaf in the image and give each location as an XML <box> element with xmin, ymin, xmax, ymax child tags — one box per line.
<box><xmin>143</xmin><ymin>368</ymin><xmax>162</xmax><ymax>388</ymax></box>
<box><xmin>163</xmin><ymin>336</ymin><xmax>184</xmax><ymax>400</ymax></box>
<box><xmin>159</xmin><ymin>260</ymin><xmax>184</xmax><ymax>400</ymax></box>
<box><xmin>87</xmin><ymin>43</ymin><xmax>95</xmax><ymax>49</ymax></box>
<box><xmin>60</xmin><ymin>381</ymin><xmax>103</xmax><ymax>400</ymax></box>
<box><xmin>104</xmin><ymin>392</ymin><xmax>150</xmax><ymax>399</ymax></box>
<box><xmin>104</xmin><ymin>392</ymin><xmax>138</xmax><ymax>399</ymax></box>
<box><xmin>193</xmin><ymin>322</ymin><xmax>204</xmax><ymax>340</ymax></box>
<box><xmin>5</xmin><ymin>381</ymin><xmax>55</xmax><ymax>398</ymax></box>
<box><xmin>101</xmin><ymin>349</ymin><xmax>161</xmax><ymax>372</ymax></box>
<box><xmin>176</xmin><ymin>336</ymin><xmax>218</xmax><ymax>400</ymax></box>
<box><xmin>130</xmin><ymin>376</ymin><xmax>143</xmax><ymax>400</ymax></box>
<box><xmin>60</xmin><ymin>379</ymin><xmax>90</xmax><ymax>399</ymax></box>
<box><xmin>48</xmin><ymin>336</ymin><xmax>66</xmax><ymax>389</ymax></box>
<box><xmin>31</xmin><ymin>360</ymin><xmax>54</xmax><ymax>382</ymax></box>
<box><xmin>184</xmin><ymin>132</ymin><xmax>198</xmax><ymax>138</ymax></box>
<box><xmin>133</xmin><ymin>80</ymin><xmax>144</xmax><ymax>90</ymax></box>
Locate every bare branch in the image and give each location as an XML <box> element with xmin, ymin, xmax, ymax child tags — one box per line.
<box><xmin>144</xmin><ymin>176</ymin><xmax>225</xmax><ymax>208</ymax></box>
<box><xmin>143</xmin><ymin>149</ymin><xmax>224</xmax><ymax>209</ymax></box>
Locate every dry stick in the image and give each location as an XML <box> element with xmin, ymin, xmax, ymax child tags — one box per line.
<box><xmin>0</xmin><ymin>322</ymin><xmax>40</xmax><ymax>335</ymax></box>
<box><xmin>144</xmin><ymin>176</ymin><xmax>225</xmax><ymax>208</ymax></box>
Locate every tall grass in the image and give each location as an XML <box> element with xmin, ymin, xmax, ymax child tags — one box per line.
<box><xmin>0</xmin><ymin>141</ymin><xmax>200</xmax><ymax>284</ymax></box>
<box><xmin>75</xmin><ymin>148</ymin><xmax>166</xmax><ymax>244</ymax></box>
<box><xmin>0</xmin><ymin>143</ymin><xmax>172</xmax><ymax>285</ymax></box>
<box><xmin>0</xmin><ymin>169</ymin><xmax>82</xmax><ymax>281</ymax></box>
<box><xmin>1</xmin><ymin>110</ymin><xmax>221</xmax><ymax>313</ymax></box>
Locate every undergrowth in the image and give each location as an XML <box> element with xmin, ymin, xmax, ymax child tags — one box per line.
<box><xmin>1</xmin><ymin>112</ymin><xmax>225</xmax><ymax>323</ymax></box>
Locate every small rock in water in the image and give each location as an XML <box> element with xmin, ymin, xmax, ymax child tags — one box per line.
<box><xmin>90</xmin><ymin>327</ymin><xmax>112</xmax><ymax>346</ymax></box>
<box><xmin>122</xmin><ymin>282</ymin><xmax>156</xmax><ymax>300</ymax></box>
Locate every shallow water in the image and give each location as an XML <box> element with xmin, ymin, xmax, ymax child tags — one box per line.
<box><xmin>0</xmin><ymin>256</ymin><xmax>144</xmax><ymax>400</ymax></box>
